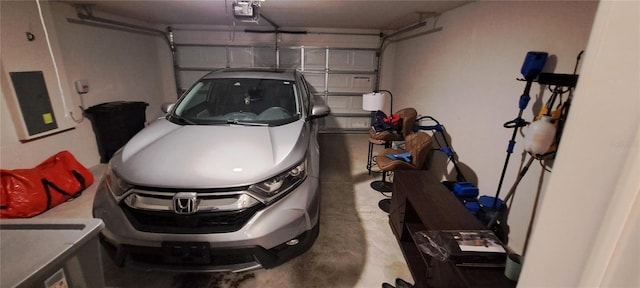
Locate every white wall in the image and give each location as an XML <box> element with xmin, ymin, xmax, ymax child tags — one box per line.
<box><xmin>1</xmin><ymin>1</ymin><xmax>167</xmax><ymax>169</ymax></box>
<box><xmin>385</xmin><ymin>0</ymin><xmax>599</xmax><ymax>255</ymax></box>
<box><xmin>1</xmin><ymin>0</ymin><xmax>79</xmax><ymax>166</ymax></box>
<box><xmin>520</xmin><ymin>0</ymin><xmax>639</xmax><ymax>286</ymax></box>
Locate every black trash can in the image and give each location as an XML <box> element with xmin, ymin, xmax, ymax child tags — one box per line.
<box><xmin>85</xmin><ymin>101</ymin><xmax>148</xmax><ymax>163</ymax></box>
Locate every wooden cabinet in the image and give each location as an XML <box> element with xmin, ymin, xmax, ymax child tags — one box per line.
<box><xmin>390</xmin><ymin>170</ymin><xmax>516</xmax><ymax>288</ymax></box>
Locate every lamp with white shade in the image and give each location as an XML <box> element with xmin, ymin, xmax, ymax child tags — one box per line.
<box><xmin>362</xmin><ymin>89</ymin><xmax>394</xmax><ymax>177</ymax></box>
<box><xmin>362</xmin><ymin>90</ymin><xmax>393</xmax><ymax>115</ymax></box>
<box><xmin>362</xmin><ymin>89</ymin><xmax>396</xmax><ymax>213</ymax></box>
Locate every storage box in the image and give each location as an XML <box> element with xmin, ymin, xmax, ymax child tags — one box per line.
<box><xmin>0</xmin><ymin>218</ymin><xmax>105</xmax><ymax>288</ymax></box>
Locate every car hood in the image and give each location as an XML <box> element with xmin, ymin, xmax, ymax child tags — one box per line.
<box><xmin>111</xmin><ymin>118</ymin><xmax>308</xmax><ymax>188</ymax></box>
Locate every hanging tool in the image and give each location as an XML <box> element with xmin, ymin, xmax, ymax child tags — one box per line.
<box><xmin>486</xmin><ymin>51</ymin><xmax>583</xmax><ymax>231</ymax></box>
<box><xmin>490</xmin><ymin>52</ymin><xmax>549</xmax><ymax>208</ymax></box>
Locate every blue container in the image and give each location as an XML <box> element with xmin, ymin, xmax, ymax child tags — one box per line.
<box><xmin>478</xmin><ymin>195</ymin><xmax>504</xmax><ymax>210</ymax></box>
<box><xmin>464</xmin><ymin>201</ymin><xmax>481</xmax><ymax>215</ymax></box>
<box><xmin>453</xmin><ymin>182</ymin><xmax>479</xmax><ymax>198</ymax></box>
<box><xmin>521</xmin><ymin>51</ymin><xmax>548</xmax><ymax>80</ymax></box>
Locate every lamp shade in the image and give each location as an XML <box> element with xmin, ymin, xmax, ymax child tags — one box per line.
<box><xmin>362</xmin><ymin>92</ymin><xmax>385</xmax><ymax>111</ymax></box>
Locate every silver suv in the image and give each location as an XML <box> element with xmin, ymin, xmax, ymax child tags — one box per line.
<box><xmin>93</xmin><ymin>69</ymin><xmax>330</xmax><ymax>272</ymax></box>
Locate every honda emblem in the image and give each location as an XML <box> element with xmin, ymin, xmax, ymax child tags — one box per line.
<box><xmin>172</xmin><ymin>192</ymin><xmax>198</xmax><ymax>214</ymax></box>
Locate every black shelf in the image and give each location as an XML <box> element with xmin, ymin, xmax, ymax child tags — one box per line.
<box><xmin>390</xmin><ymin>171</ymin><xmax>516</xmax><ymax>288</ymax></box>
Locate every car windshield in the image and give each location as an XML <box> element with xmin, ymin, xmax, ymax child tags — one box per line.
<box><xmin>170</xmin><ymin>78</ymin><xmax>301</xmax><ymax>126</ymax></box>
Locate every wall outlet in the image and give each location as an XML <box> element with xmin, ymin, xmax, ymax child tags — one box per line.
<box><xmin>74</xmin><ymin>79</ymin><xmax>89</xmax><ymax>94</ymax></box>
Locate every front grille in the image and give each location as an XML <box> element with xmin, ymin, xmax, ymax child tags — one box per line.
<box><xmin>120</xmin><ymin>187</ymin><xmax>265</xmax><ymax>234</ymax></box>
<box><xmin>122</xmin><ymin>203</ymin><xmax>264</xmax><ymax>234</ymax></box>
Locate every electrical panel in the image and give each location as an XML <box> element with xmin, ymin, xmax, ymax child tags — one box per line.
<box><xmin>9</xmin><ymin>71</ymin><xmax>59</xmax><ymax>137</ymax></box>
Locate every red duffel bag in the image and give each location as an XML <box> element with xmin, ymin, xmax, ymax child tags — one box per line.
<box><xmin>0</xmin><ymin>151</ymin><xmax>94</xmax><ymax>218</ymax></box>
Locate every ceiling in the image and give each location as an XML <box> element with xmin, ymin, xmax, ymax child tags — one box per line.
<box><xmin>58</xmin><ymin>0</ymin><xmax>472</xmax><ymax>31</ymax></box>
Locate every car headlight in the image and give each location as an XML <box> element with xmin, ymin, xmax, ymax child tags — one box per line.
<box><xmin>105</xmin><ymin>163</ymin><xmax>132</xmax><ymax>201</ymax></box>
<box><xmin>248</xmin><ymin>160</ymin><xmax>307</xmax><ymax>204</ymax></box>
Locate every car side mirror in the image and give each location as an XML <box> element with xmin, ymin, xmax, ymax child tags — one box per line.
<box><xmin>308</xmin><ymin>104</ymin><xmax>330</xmax><ymax>120</ymax></box>
<box><xmin>161</xmin><ymin>103</ymin><xmax>175</xmax><ymax>113</ymax></box>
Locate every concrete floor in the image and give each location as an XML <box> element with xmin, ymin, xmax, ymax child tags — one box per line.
<box><xmin>35</xmin><ymin>133</ymin><xmax>412</xmax><ymax>287</ymax></box>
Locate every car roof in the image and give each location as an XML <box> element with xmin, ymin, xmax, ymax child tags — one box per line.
<box><xmin>201</xmin><ymin>68</ymin><xmax>297</xmax><ymax>81</ymax></box>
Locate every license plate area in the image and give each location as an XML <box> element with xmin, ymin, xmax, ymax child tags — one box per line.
<box><xmin>162</xmin><ymin>242</ymin><xmax>211</xmax><ymax>264</ymax></box>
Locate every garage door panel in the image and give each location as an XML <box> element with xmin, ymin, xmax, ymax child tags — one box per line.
<box><xmin>323</xmin><ymin>115</ymin><xmax>343</xmax><ymax>129</ymax></box>
<box><xmin>178</xmin><ymin>46</ymin><xmax>227</xmax><ymax>68</ymax></box>
<box><xmin>302</xmin><ymin>73</ymin><xmax>325</xmax><ymax>93</ymax></box>
<box><xmin>178</xmin><ymin>70</ymin><xmax>210</xmax><ymax>91</ymax></box>
<box><xmin>229</xmin><ymin>47</ymin><xmax>253</xmax><ymax>67</ymax></box>
<box><xmin>327</xmin><ymin>96</ymin><xmax>349</xmax><ymax>110</ymax></box>
<box><xmin>353</xmin><ymin>51</ymin><xmax>378</xmax><ymax>71</ymax></box>
<box><xmin>323</xmin><ymin>115</ymin><xmax>371</xmax><ymax>130</ymax></box>
<box><xmin>280</xmin><ymin>48</ymin><xmax>301</xmax><ymax>69</ymax></box>
<box><xmin>328</xmin><ymin>74</ymin><xmax>374</xmax><ymax>92</ymax></box>
<box><xmin>349</xmin><ymin>117</ymin><xmax>372</xmax><ymax>129</ymax></box>
<box><xmin>313</xmin><ymin>95</ymin><xmax>326</xmax><ymax>106</ymax></box>
<box><xmin>352</xmin><ymin>75</ymin><xmax>375</xmax><ymax>91</ymax></box>
<box><xmin>304</xmin><ymin>49</ymin><xmax>326</xmax><ymax>70</ymax></box>
<box><xmin>351</xmin><ymin>95</ymin><xmax>366</xmax><ymax>112</ymax></box>
<box><xmin>329</xmin><ymin>49</ymin><xmax>377</xmax><ymax>71</ymax></box>
<box><xmin>327</xmin><ymin>74</ymin><xmax>349</xmax><ymax>91</ymax></box>
<box><xmin>327</xmin><ymin>95</ymin><xmax>368</xmax><ymax>114</ymax></box>
<box><xmin>328</xmin><ymin>50</ymin><xmax>351</xmax><ymax>70</ymax></box>
<box><xmin>254</xmin><ymin>47</ymin><xmax>276</xmax><ymax>68</ymax></box>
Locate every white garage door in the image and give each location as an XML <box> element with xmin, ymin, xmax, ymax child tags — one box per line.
<box><xmin>175</xmin><ymin>44</ymin><xmax>378</xmax><ymax>132</ymax></box>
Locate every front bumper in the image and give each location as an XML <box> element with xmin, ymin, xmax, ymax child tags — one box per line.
<box><xmin>93</xmin><ymin>176</ymin><xmax>320</xmax><ymax>272</ymax></box>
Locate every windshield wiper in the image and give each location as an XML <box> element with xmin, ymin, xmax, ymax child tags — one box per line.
<box><xmin>226</xmin><ymin>119</ymin><xmax>268</xmax><ymax>126</ymax></box>
<box><xmin>171</xmin><ymin>114</ymin><xmax>197</xmax><ymax>125</ymax></box>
